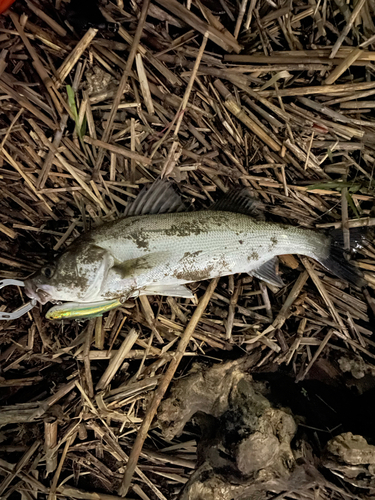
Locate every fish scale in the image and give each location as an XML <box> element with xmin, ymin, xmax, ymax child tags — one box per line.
<box><xmin>84</xmin><ymin>210</ymin><xmax>328</xmax><ymax>301</ymax></box>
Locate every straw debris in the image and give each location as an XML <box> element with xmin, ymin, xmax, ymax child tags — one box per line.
<box><xmin>1</xmin><ymin>0</ymin><xmax>375</xmax><ymax>498</ymax></box>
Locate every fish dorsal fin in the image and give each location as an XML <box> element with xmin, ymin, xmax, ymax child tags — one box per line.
<box><xmin>210</xmin><ymin>188</ymin><xmax>266</xmax><ymax>220</ymax></box>
<box><xmin>250</xmin><ymin>257</ymin><xmax>284</xmax><ymax>287</ymax></box>
<box><xmin>124</xmin><ymin>178</ymin><xmax>187</xmax><ymax>216</ymax></box>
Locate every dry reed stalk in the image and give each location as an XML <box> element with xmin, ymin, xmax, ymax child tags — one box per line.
<box><xmin>257</xmin><ymin>80</ymin><xmax>375</xmax><ymax>97</ymax></box>
<box><xmin>47</xmin><ymin>432</ymin><xmax>77</xmax><ymax>500</ymax></box>
<box><xmin>154</xmin><ymin>0</ymin><xmax>241</xmax><ymax>53</ymax></box>
<box><xmin>325</xmin><ymin>47</ymin><xmax>363</xmax><ymax>84</ymax></box>
<box><xmin>214</xmin><ymin>79</ymin><xmax>280</xmax><ymax>151</ymax></box>
<box><xmin>135</xmin><ymin>53</ymin><xmax>154</xmax><ymax>115</ymax></box>
<box><xmin>96</xmin><ymin>329</ymin><xmax>139</xmax><ymax>391</ymax></box>
<box><xmin>244</xmin><ymin>0</ymin><xmax>257</xmax><ymax>29</ymax></box>
<box><xmin>173</xmin><ymin>33</ymin><xmax>208</xmax><ymax>138</ymax></box>
<box><xmin>196</xmin><ymin>0</ymin><xmax>235</xmax><ymax>50</ymax></box>
<box><xmin>330</xmin><ymin>0</ymin><xmax>367</xmax><ymax>58</ymax></box>
<box><xmin>0</xmin><ymin>440</ymin><xmax>40</xmax><ymax>495</ymax></box>
<box><xmin>56</xmin><ymin>28</ymin><xmax>98</xmax><ymax>84</ymax></box>
<box><xmin>119</xmin><ymin>277</ymin><xmax>219</xmax><ymax>496</ymax></box>
<box><xmin>84</xmin><ymin>136</ymin><xmax>151</xmax><ymax>165</ymax></box>
<box><xmin>225</xmin><ymin>279</ymin><xmax>241</xmax><ymax>340</ymax></box>
<box><xmin>83</xmin><ymin>320</ymin><xmax>95</xmax><ymax>398</ymax></box>
<box><xmin>9</xmin><ymin>12</ymin><xmax>62</xmax><ymax>114</ymax></box>
<box><xmin>93</xmin><ymin>0</ymin><xmax>151</xmax><ymax>178</ymax></box>
<box><xmin>234</xmin><ymin>0</ymin><xmax>249</xmax><ymax>39</ymax></box>
<box><xmin>301</xmin><ymin>258</ymin><xmax>348</xmax><ymax>334</ymax></box>
<box><xmin>24</xmin><ymin>0</ymin><xmax>66</xmax><ymax>36</ymax></box>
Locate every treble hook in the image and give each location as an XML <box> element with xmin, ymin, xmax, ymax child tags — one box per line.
<box><xmin>0</xmin><ymin>279</ymin><xmax>37</xmax><ymax>320</ymax></box>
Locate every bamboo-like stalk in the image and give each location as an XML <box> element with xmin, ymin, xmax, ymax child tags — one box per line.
<box><xmin>325</xmin><ymin>47</ymin><xmax>363</xmax><ymax>84</ymax></box>
<box><xmin>234</xmin><ymin>0</ymin><xmax>249</xmax><ymax>39</ymax></box>
<box><xmin>44</xmin><ymin>421</ymin><xmax>58</xmax><ymax>474</ymax></box>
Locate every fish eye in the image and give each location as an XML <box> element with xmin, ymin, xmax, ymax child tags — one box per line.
<box><xmin>42</xmin><ymin>266</ymin><xmax>54</xmax><ymax>279</ymax></box>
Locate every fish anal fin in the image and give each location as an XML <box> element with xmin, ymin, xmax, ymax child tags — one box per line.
<box><xmin>250</xmin><ymin>257</ymin><xmax>284</xmax><ymax>287</ymax></box>
<box><xmin>210</xmin><ymin>188</ymin><xmax>266</xmax><ymax>220</ymax></box>
<box><xmin>140</xmin><ymin>283</ymin><xmax>194</xmax><ymax>298</ymax></box>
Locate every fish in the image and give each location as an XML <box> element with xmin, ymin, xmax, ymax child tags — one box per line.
<box><xmin>24</xmin><ymin>180</ymin><xmax>365</xmax><ymax>316</ymax></box>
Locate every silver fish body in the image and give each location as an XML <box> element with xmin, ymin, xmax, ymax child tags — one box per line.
<box><xmin>25</xmin><ymin>210</ymin><xmax>332</xmax><ymax>305</ymax></box>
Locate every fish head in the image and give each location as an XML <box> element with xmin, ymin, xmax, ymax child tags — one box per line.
<box><xmin>24</xmin><ymin>244</ymin><xmax>114</xmax><ymax>304</ymax></box>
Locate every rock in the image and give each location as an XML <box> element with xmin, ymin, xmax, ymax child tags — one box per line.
<box><xmin>157</xmin><ymin>357</ymin><xmax>310</xmax><ymax>500</ymax></box>
<box><xmin>323</xmin><ymin>432</ymin><xmax>375</xmax><ymax>490</ymax></box>
<box><xmin>237</xmin><ymin>432</ymin><xmax>280</xmax><ymax>474</ymax></box>
<box><xmin>326</xmin><ymin>432</ymin><xmax>375</xmax><ymax>465</ymax></box>
<box><xmin>158</xmin><ymin>357</ymin><xmax>260</xmax><ymax>440</ymax></box>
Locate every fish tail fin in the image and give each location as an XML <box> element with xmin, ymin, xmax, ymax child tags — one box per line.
<box><xmin>318</xmin><ymin>228</ymin><xmax>368</xmax><ymax>287</ymax></box>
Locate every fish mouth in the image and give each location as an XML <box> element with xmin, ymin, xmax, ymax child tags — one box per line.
<box><xmin>24</xmin><ymin>280</ymin><xmax>51</xmax><ymax>305</ymax></box>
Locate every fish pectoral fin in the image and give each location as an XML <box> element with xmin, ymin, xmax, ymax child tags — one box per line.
<box><xmin>112</xmin><ymin>252</ymin><xmax>169</xmax><ymax>279</ymax></box>
<box><xmin>140</xmin><ymin>283</ymin><xmax>194</xmax><ymax>298</ymax></box>
<box><xmin>250</xmin><ymin>257</ymin><xmax>284</xmax><ymax>287</ymax></box>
